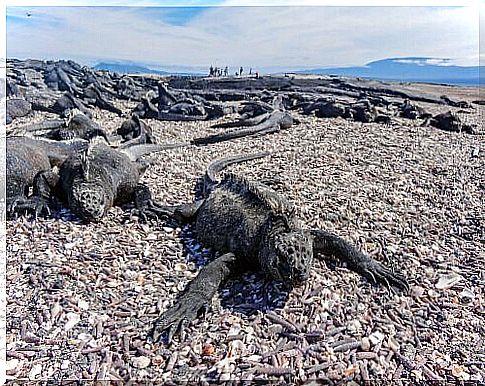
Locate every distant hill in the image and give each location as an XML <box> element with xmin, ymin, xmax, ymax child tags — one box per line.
<box><xmin>297</xmin><ymin>58</ymin><xmax>482</xmax><ymax>86</ymax></box>
<box><xmin>92</xmin><ymin>62</ymin><xmax>170</xmax><ymax>75</ymax></box>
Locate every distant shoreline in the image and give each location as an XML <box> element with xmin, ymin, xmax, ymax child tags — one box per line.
<box><xmin>6</xmin><ymin>56</ymin><xmax>483</xmax><ymax>89</ymax></box>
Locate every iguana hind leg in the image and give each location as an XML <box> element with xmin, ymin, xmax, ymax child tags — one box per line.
<box><xmin>310</xmin><ymin>229</ymin><xmax>409</xmax><ymax>291</ymax></box>
<box><xmin>133</xmin><ymin>183</ymin><xmax>203</xmax><ymax>222</ymax></box>
<box><xmin>152</xmin><ymin>252</ymin><xmax>237</xmax><ymax>344</ymax></box>
<box><xmin>150</xmin><ymin>201</ymin><xmax>203</xmax><ymax>223</ymax></box>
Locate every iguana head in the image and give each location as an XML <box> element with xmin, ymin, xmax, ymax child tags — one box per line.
<box><xmin>263</xmin><ymin>231</ymin><xmax>314</xmax><ymax>285</ymax></box>
<box><xmin>70</xmin><ymin>182</ymin><xmax>108</xmax><ymax>222</ymax></box>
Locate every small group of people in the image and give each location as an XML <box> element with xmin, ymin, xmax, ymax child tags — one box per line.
<box><xmin>208</xmin><ymin>65</ymin><xmax>259</xmax><ymax>78</ymax></box>
<box><xmin>209</xmin><ymin>65</ymin><xmax>228</xmax><ymax>77</ymax></box>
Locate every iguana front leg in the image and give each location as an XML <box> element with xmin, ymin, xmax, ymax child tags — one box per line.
<box><xmin>7</xmin><ymin>170</ymin><xmax>59</xmax><ymax>219</ymax></box>
<box><xmin>310</xmin><ymin>229</ymin><xmax>409</xmax><ymax>291</ymax></box>
<box><xmin>152</xmin><ymin>252</ymin><xmax>237</xmax><ymax>344</ymax></box>
<box><xmin>7</xmin><ymin>196</ymin><xmax>51</xmax><ymax>219</ymax></box>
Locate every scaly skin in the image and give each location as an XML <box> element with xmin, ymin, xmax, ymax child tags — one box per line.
<box><xmin>151</xmin><ymin>154</ymin><xmax>409</xmax><ymax>344</ymax></box>
<box><xmin>6</xmin><ymin>136</ymin><xmax>88</xmax><ymax>218</ymax></box>
<box><xmin>57</xmin><ymin>141</ymin><xmax>185</xmax><ymax>222</ymax></box>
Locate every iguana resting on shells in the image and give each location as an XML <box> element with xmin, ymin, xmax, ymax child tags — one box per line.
<box><xmin>191</xmin><ymin>96</ymin><xmax>295</xmax><ymax>145</ymax></box>
<box><xmin>6</xmin><ymin>136</ymin><xmax>88</xmax><ymax>219</ymax></box>
<box><xmin>55</xmin><ymin>139</ymin><xmax>187</xmax><ymax>222</ymax></box>
<box><xmin>150</xmin><ymin>153</ymin><xmax>409</xmax><ymax>342</ymax></box>
<box><xmin>9</xmin><ymin>112</ymin><xmax>110</xmax><ymax>143</ymax></box>
<box><xmin>116</xmin><ymin>114</ymin><xmax>156</xmax><ymax>148</ymax></box>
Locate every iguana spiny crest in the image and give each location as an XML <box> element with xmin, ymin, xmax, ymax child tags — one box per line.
<box><xmin>71</xmin><ymin>142</ymin><xmax>112</xmax><ymax>221</ymax></box>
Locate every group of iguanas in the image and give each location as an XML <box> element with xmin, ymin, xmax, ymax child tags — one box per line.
<box><xmin>7</xmin><ymin>100</ymin><xmax>409</xmax><ymax>345</ymax></box>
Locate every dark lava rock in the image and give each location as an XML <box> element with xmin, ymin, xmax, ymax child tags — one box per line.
<box><xmin>6</xmin><ymin>98</ymin><xmax>32</xmax><ymax>124</ymax></box>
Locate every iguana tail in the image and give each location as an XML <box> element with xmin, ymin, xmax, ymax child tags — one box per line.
<box><xmin>19</xmin><ymin>119</ymin><xmax>66</xmax><ymax>132</ymax></box>
<box><xmin>121</xmin><ymin>142</ymin><xmax>190</xmax><ymax>161</ymax></box>
<box><xmin>205</xmin><ymin>151</ymin><xmax>271</xmax><ymax>187</ymax></box>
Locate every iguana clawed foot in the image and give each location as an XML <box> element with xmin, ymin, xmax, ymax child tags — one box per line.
<box><xmin>152</xmin><ymin>253</ymin><xmax>236</xmax><ymax>344</ymax></box>
<box><xmin>130</xmin><ymin>204</ymin><xmax>170</xmax><ymax>223</ymax></box>
<box><xmin>152</xmin><ymin>292</ymin><xmax>209</xmax><ymax>344</ymax></box>
<box><xmin>360</xmin><ymin>259</ymin><xmax>409</xmax><ymax>291</ymax></box>
<box><xmin>131</xmin><ymin>183</ymin><xmax>174</xmax><ymax>222</ymax></box>
<box><xmin>7</xmin><ymin>196</ymin><xmax>51</xmax><ymax>219</ymax></box>
<box><xmin>310</xmin><ymin>229</ymin><xmax>409</xmax><ymax>292</ymax></box>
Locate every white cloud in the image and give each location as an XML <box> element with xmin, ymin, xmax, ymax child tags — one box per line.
<box><xmin>481</xmin><ymin>4</ymin><xmax>485</xmax><ymax>65</ymax></box>
<box><xmin>188</xmin><ymin>6</ymin><xmax>479</xmax><ymax>67</ymax></box>
<box><xmin>393</xmin><ymin>58</ymin><xmax>456</xmax><ymax>67</ymax></box>
<box><xmin>6</xmin><ymin>5</ymin><xmax>480</xmax><ymax>71</ymax></box>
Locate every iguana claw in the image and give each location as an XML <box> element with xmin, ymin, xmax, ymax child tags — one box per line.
<box><xmin>7</xmin><ymin>196</ymin><xmax>51</xmax><ymax>219</ymax></box>
<box><xmin>152</xmin><ymin>292</ymin><xmax>208</xmax><ymax>344</ymax></box>
<box><xmin>362</xmin><ymin>260</ymin><xmax>409</xmax><ymax>291</ymax></box>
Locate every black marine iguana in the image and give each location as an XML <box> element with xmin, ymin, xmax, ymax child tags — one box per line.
<box><xmin>55</xmin><ymin>139</ymin><xmax>187</xmax><ymax>222</ymax></box>
<box><xmin>21</xmin><ymin>112</ymin><xmax>110</xmax><ymax>142</ymax></box>
<box><xmin>150</xmin><ymin>153</ymin><xmax>409</xmax><ymax>342</ymax></box>
<box><xmin>6</xmin><ymin>136</ymin><xmax>88</xmax><ymax>218</ymax></box>
<box><xmin>116</xmin><ymin>114</ymin><xmax>156</xmax><ymax>148</ymax></box>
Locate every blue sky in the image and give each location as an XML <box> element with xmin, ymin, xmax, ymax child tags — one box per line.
<box><xmin>6</xmin><ymin>3</ymin><xmax>482</xmax><ymax>72</ymax></box>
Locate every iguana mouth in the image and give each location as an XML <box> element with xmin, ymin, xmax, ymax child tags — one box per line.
<box><xmin>277</xmin><ymin>261</ymin><xmax>308</xmax><ymax>286</ymax></box>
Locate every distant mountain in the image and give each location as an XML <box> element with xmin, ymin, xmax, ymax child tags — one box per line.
<box><xmin>297</xmin><ymin>58</ymin><xmax>482</xmax><ymax>86</ymax></box>
<box><xmin>92</xmin><ymin>61</ymin><xmax>207</xmax><ymax>76</ymax></box>
<box><xmin>92</xmin><ymin>62</ymin><xmax>170</xmax><ymax>75</ymax></box>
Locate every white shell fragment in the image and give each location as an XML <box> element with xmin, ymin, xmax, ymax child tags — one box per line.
<box><xmin>368</xmin><ymin>331</ymin><xmax>385</xmax><ymax>346</ymax></box>
<box><xmin>361</xmin><ymin>337</ymin><xmax>371</xmax><ymax>351</ymax></box>
<box><xmin>77</xmin><ymin>299</ymin><xmax>89</xmax><ymax>310</ymax></box>
<box><xmin>51</xmin><ymin>302</ymin><xmax>62</xmax><ymax>321</ymax></box>
<box><xmin>132</xmin><ymin>356</ymin><xmax>151</xmax><ymax>369</ymax></box>
<box><xmin>64</xmin><ymin>312</ymin><xmax>81</xmax><ymax>331</ymax></box>
<box><xmin>459</xmin><ymin>289</ymin><xmax>475</xmax><ymax>302</ymax></box>
<box><xmin>28</xmin><ymin>364</ymin><xmax>42</xmax><ymax>380</ymax></box>
<box><xmin>435</xmin><ymin>273</ymin><xmax>463</xmax><ymax>290</ymax></box>
<box><xmin>174</xmin><ymin>263</ymin><xmax>188</xmax><ymax>272</ymax></box>
<box><xmin>6</xmin><ymin>359</ymin><xmax>20</xmax><ymax>372</ymax></box>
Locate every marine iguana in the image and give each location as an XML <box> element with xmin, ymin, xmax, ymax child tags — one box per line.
<box><xmin>59</xmin><ymin>112</ymin><xmax>111</xmax><ymax>142</ymax></box>
<box><xmin>191</xmin><ymin>96</ymin><xmax>295</xmax><ymax>146</ymax></box>
<box><xmin>398</xmin><ymin>99</ymin><xmax>431</xmax><ymax>120</ymax></box>
<box><xmin>51</xmin><ymin>92</ymin><xmax>93</xmax><ymax>118</ymax></box>
<box><xmin>426</xmin><ymin>111</ymin><xmax>475</xmax><ymax>134</ymax></box>
<box><xmin>55</xmin><ymin>139</ymin><xmax>187</xmax><ymax>222</ymax></box>
<box><xmin>133</xmin><ymin>91</ymin><xmax>159</xmax><ymax>119</ymax></box>
<box><xmin>6</xmin><ymin>136</ymin><xmax>88</xmax><ymax>218</ymax></box>
<box><xmin>82</xmin><ymin>83</ymin><xmax>122</xmax><ymax>116</ymax></box>
<box><xmin>117</xmin><ymin>114</ymin><xmax>156</xmax><ymax>148</ymax></box>
<box><xmin>150</xmin><ymin>153</ymin><xmax>409</xmax><ymax>342</ymax></box>
<box><xmin>8</xmin><ymin>112</ymin><xmax>109</xmax><ymax>144</ymax></box>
